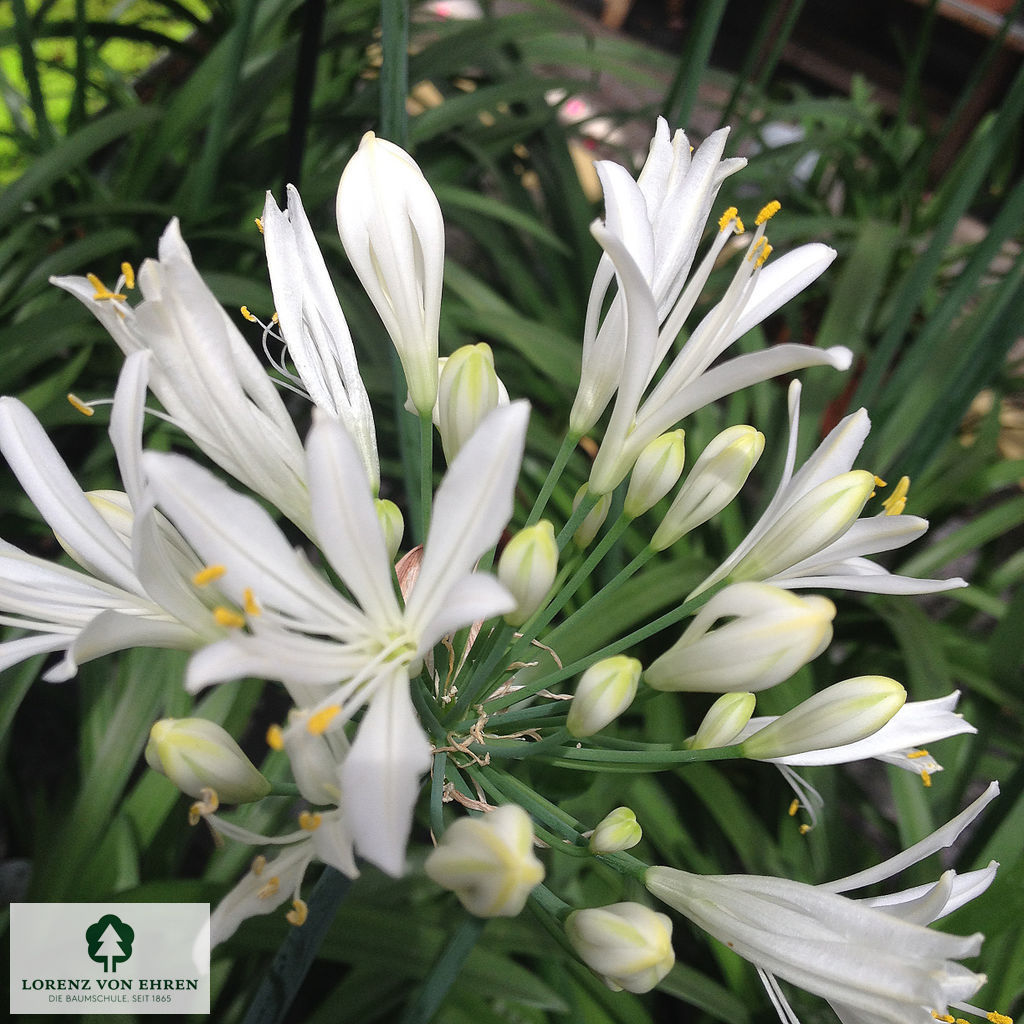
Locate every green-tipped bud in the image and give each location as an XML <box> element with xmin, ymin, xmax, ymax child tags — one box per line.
<box><xmin>374</xmin><ymin>498</ymin><xmax>404</xmax><ymax>562</ymax></box>
<box><xmin>731</xmin><ymin>470</ymin><xmax>876</xmax><ymax>581</ymax></box>
<box><xmin>645</xmin><ymin>583</ymin><xmax>836</xmax><ymax>693</ymax></box>
<box><xmin>565</xmin><ymin>902</ymin><xmax>675</xmax><ymax>993</ymax></box>
<box><xmin>498</xmin><ymin>520</ymin><xmax>559</xmax><ymax>626</ymax></box>
<box><xmin>437</xmin><ymin>343</ymin><xmax>502</xmax><ymax>462</ymax></box>
<box><xmin>652</xmin><ymin>426</ymin><xmax>764</xmax><ymax>551</ymax></box>
<box><xmin>624</xmin><ymin>430</ymin><xmax>686</xmax><ymax>519</ymax></box>
<box><xmin>740</xmin><ymin>676</ymin><xmax>907</xmax><ymax>760</ymax></box>
<box><xmin>689</xmin><ymin>693</ymin><xmax>757</xmax><ymax>750</ymax></box>
<box><xmin>589</xmin><ymin>807</ymin><xmax>642</xmax><ymax>854</ymax></box>
<box><xmin>573</xmin><ymin>484</ymin><xmax>612</xmax><ymax>549</ymax></box>
<box><xmin>145</xmin><ymin>718</ymin><xmax>271</xmax><ymax>804</ymax></box>
<box><xmin>567</xmin><ymin>655</ymin><xmax>642</xmax><ymax>737</ymax></box>
<box><xmin>424</xmin><ymin>805</ymin><xmax>545</xmax><ymax>917</ymax></box>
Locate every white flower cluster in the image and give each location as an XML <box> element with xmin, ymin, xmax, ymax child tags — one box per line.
<box><xmin>0</xmin><ymin>122</ymin><xmax>998</xmax><ymax>1024</ymax></box>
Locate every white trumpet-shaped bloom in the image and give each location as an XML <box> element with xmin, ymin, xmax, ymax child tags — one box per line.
<box><xmin>143</xmin><ymin>402</ymin><xmax>529</xmax><ymax>876</ymax></box>
<box><xmin>262</xmin><ymin>184</ymin><xmax>380</xmax><ymax>493</ymax></box>
<box><xmin>51</xmin><ymin>221</ymin><xmax>310</xmax><ymax>529</ymax></box>
<box><xmin>572</xmin><ymin>120</ymin><xmax>850</xmax><ymax>494</ymax></box>
<box><xmin>336</xmin><ymin>131</ymin><xmax>444</xmax><ymax>416</ymax></box>
<box><xmin>691</xmin><ymin>381</ymin><xmax>968</xmax><ymax>599</ymax></box>
<box><xmin>645</xmin><ymin>784</ymin><xmax>999</xmax><ymax>1024</ymax></box>
<box><xmin>0</xmin><ymin>353</ymin><xmax>225</xmax><ymax>681</ymax></box>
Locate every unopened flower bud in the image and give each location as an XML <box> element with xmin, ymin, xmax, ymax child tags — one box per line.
<box><xmin>565</xmin><ymin>902</ymin><xmax>675</xmax><ymax>993</ymax></box>
<box><xmin>740</xmin><ymin>676</ymin><xmax>907</xmax><ymax>760</ymax></box>
<box><xmin>499</xmin><ymin>520</ymin><xmax>558</xmax><ymax>626</ymax></box>
<box><xmin>589</xmin><ymin>807</ymin><xmax>642</xmax><ymax>853</ymax></box>
<box><xmin>374</xmin><ymin>498</ymin><xmax>404</xmax><ymax>562</ymax></box>
<box><xmin>145</xmin><ymin>718</ymin><xmax>271</xmax><ymax>803</ymax></box>
<box><xmin>438</xmin><ymin>343</ymin><xmax>504</xmax><ymax>462</ymax></box>
<box><xmin>567</xmin><ymin>655</ymin><xmax>642</xmax><ymax>737</ymax></box>
<box><xmin>573</xmin><ymin>484</ymin><xmax>612</xmax><ymax>548</ymax></box>
<box><xmin>424</xmin><ymin>805</ymin><xmax>545</xmax><ymax>917</ymax></box>
<box><xmin>337</xmin><ymin>132</ymin><xmax>443</xmax><ymax>416</ymax></box>
<box><xmin>689</xmin><ymin>693</ymin><xmax>756</xmax><ymax>750</ymax></box>
<box><xmin>651</xmin><ymin>426</ymin><xmax>764</xmax><ymax>550</ymax></box>
<box><xmin>645</xmin><ymin>583</ymin><xmax>835</xmax><ymax>693</ymax></box>
<box><xmin>731</xmin><ymin>470</ymin><xmax>876</xmax><ymax>581</ymax></box>
<box><xmin>624</xmin><ymin>430</ymin><xmax>686</xmax><ymax>519</ymax></box>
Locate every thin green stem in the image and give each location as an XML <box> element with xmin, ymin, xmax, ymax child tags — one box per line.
<box><xmin>419</xmin><ymin>412</ymin><xmax>434</xmax><ymax>543</ymax></box>
<box><xmin>527</xmin><ymin>432</ymin><xmax>579</xmax><ymax>526</ymax></box>
<box><xmin>379</xmin><ymin>0</ymin><xmax>409</xmax><ymax>149</ymax></box>
<box><xmin>400</xmin><ymin>913</ymin><xmax>485</xmax><ymax>1024</ymax></box>
<box><xmin>557</xmin><ymin>489</ymin><xmax>599</xmax><ymax>550</ymax></box>
<box><xmin>241</xmin><ymin>867</ymin><xmax>351</xmax><ymax>1024</ymax></box>
<box><xmin>449</xmin><ymin>621</ymin><xmax>516</xmax><ymax>718</ymax></box>
<box><xmin>429</xmin><ymin>750</ymin><xmax>448</xmax><ymax>839</ymax></box>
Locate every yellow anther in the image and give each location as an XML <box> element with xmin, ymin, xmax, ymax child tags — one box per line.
<box><xmin>788</xmin><ymin>799</ymin><xmax>799</xmax><ymax>817</ymax></box>
<box><xmin>920</xmin><ymin>769</ymin><xmax>932</xmax><ymax>788</ymax></box>
<box><xmin>251</xmin><ymin>854</ymin><xmax>267</xmax><ymax>877</ymax></box>
<box><xmin>86</xmin><ymin>272</ymin><xmax>126</xmax><ymax>302</ymax></box>
<box><xmin>240</xmin><ymin>305</ymin><xmax>258</xmax><ymax>322</ymax></box>
<box><xmin>755</xmin><ymin>200</ymin><xmax>782</xmax><ymax>225</ymax></box>
<box><xmin>243</xmin><ymin>588</ymin><xmax>261</xmax><ymax>616</ymax></box>
<box><xmin>755</xmin><ymin>242</ymin><xmax>773</xmax><ymax>269</ymax></box>
<box><xmin>932</xmin><ymin>1015</ymin><xmax>954</xmax><ymax>1023</ymax></box>
<box><xmin>718</xmin><ymin>206</ymin><xmax>739</xmax><ymax>232</ymax></box>
<box><xmin>120</xmin><ymin>262</ymin><xmax>135</xmax><ymax>289</ymax></box>
<box><xmin>257</xmin><ymin>876</ymin><xmax>280</xmax><ymax>900</ymax></box>
<box><xmin>307</xmin><ymin>705</ymin><xmax>341</xmax><ymax>735</ymax></box>
<box><xmin>67</xmin><ymin>393</ymin><xmax>95</xmax><ymax>417</ymax></box>
<box><xmin>798</xmin><ymin>824</ymin><xmax>811</xmax><ymax>835</ymax></box>
<box><xmin>883</xmin><ymin>475</ymin><xmax>910</xmax><ymax>516</ymax></box>
<box><xmin>213</xmin><ymin>606</ymin><xmax>246</xmax><ymax>629</ymax></box>
<box><xmin>188</xmin><ymin>787</ymin><xmax>219</xmax><ymax>825</ymax></box>
<box><xmin>271</xmin><ymin>311</ymin><xmax>279</xmax><ymax>324</ymax></box>
<box><xmin>747</xmin><ymin>236</ymin><xmax>769</xmax><ymax>262</ymax></box>
<box><xmin>956</xmin><ymin>1019</ymin><xmax>971</xmax><ymax>1024</ymax></box>
<box><xmin>299</xmin><ymin>811</ymin><xmax>322</xmax><ymax>832</ymax></box>
<box><xmin>874</xmin><ymin>475</ymin><xmax>887</xmax><ymax>487</ymax></box>
<box><xmin>988</xmin><ymin>1013</ymin><xmax>1014</xmax><ymax>1024</ymax></box>
<box><xmin>255</xmin><ymin>217</ymin><xmax>264</xmax><ymax>234</ymax></box>
<box><xmin>192</xmin><ymin>564</ymin><xmax>226</xmax><ymax>586</ymax></box>
<box><xmin>907</xmin><ymin>748</ymin><xmax>930</xmax><ymax>759</ymax></box>
<box><xmin>266</xmin><ymin>724</ymin><xmax>284</xmax><ymax>751</ymax></box>
<box><xmin>286</xmin><ymin>898</ymin><xmax>308</xmax><ymax>926</ymax></box>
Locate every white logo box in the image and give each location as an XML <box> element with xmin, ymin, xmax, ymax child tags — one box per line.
<box><xmin>10</xmin><ymin>903</ymin><xmax>209</xmax><ymax>1016</ymax></box>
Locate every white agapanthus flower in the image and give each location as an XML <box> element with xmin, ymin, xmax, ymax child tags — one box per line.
<box><xmin>736</xmin><ymin>691</ymin><xmax>976</xmax><ymax>774</ymax></box>
<box><xmin>572</xmin><ymin>120</ymin><xmax>851</xmax><ymax>494</ymax></box>
<box><xmin>0</xmin><ymin>352</ymin><xmax>225</xmax><ymax>680</ymax></box>
<box><xmin>51</xmin><ymin>222</ymin><xmax>311</xmax><ymax>529</ymax></box>
<box><xmin>645</xmin><ymin>784</ymin><xmax>1000</xmax><ymax>1024</ymax></box>
<box><xmin>691</xmin><ymin>380</ymin><xmax>968</xmax><ymax>598</ymax></box>
<box><xmin>262</xmin><ymin>184</ymin><xmax>380</xmax><ymax>493</ymax></box>
<box><xmin>143</xmin><ymin>402</ymin><xmax>528</xmax><ymax>876</ymax></box>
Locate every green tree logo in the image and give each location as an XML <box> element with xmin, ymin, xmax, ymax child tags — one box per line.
<box><xmin>85</xmin><ymin>914</ymin><xmax>135</xmax><ymax>973</ymax></box>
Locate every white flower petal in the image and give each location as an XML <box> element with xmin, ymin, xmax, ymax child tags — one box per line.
<box><xmin>340</xmin><ymin>667</ymin><xmax>432</xmax><ymax>876</ymax></box>
<box><xmin>306</xmin><ymin>414</ymin><xmax>401</xmax><ymax>629</ymax></box>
